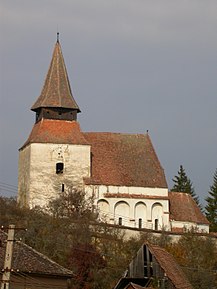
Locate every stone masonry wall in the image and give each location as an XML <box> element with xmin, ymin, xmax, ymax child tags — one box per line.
<box><xmin>18</xmin><ymin>143</ymin><xmax>91</xmax><ymax>208</ymax></box>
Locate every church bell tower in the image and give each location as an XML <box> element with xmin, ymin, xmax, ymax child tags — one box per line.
<box><xmin>18</xmin><ymin>36</ymin><xmax>91</xmax><ymax>208</ymax></box>
<box><xmin>31</xmin><ymin>35</ymin><xmax>80</xmax><ymax>123</ymax></box>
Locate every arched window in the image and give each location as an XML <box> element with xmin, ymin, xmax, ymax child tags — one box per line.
<box><xmin>135</xmin><ymin>202</ymin><xmax>147</xmax><ymax>229</ymax></box>
<box><xmin>152</xmin><ymin>203</ymin><xmax>163</xmax><ymax>230</ymax></box>
<box><xmin>114</xmin><ymin>201</ymin><xmax>130</xmax><ymax>226</ymax></box>
<box><xmin>97</xmin><ymin>199</ymin><xmax>110</xmax><ymax>221</ymax></box>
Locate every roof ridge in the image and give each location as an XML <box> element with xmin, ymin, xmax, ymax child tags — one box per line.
<box><xmin>1</xmin><ymin>230</ymin><xmax>73</xmax><ymax>276</ymax></box>
<box><xmin>146</xmin><ymin>243</ymin><xmax>193</xmax><ymax>289</ymax></box>
<box><xmin>84</xmin><ymin>131</ymin><xmax>147</xmax><ymax>135</ymax></box>
<box><xmin>16</xmin><ymin>241</ymin><xmax>73</xmax><ymax>275</ymax></box>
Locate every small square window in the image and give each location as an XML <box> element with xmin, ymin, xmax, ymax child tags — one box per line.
<box><xmin>56</xmin><ymin>162</ymin><xmax>64</xmax><ymax>174</ymax></box>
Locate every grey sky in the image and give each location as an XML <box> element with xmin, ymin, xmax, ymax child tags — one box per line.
<box><xmin>0</xmin><ymin>0</ymin><xmax>217</xmax><ymax>204</ymax></box>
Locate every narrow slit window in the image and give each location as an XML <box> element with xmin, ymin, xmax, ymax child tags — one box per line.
<box><xmin>61</xmin><ymin>184</ymin><xmax>65</xmax><ymax>192</ymax></box>
<box><xmin>118</xmin><ymin>217</ymin><xmax>122</xmax><ymax>226</ymax></box>
<box><xmin>138</xmin><ymin>218</ymin><xmax>142</xmax><ymax>229</ymax></box>
<box><xmin>154</xmin><ymin>219</ymin><xmax>159</xmax><ymax>231</ymax></box>
<box><xmin>56</xmin><ymin>162</ymin><xmax>64</xmax><ymax>174</ymax></box>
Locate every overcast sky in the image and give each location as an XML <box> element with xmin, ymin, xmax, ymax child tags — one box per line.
<box><xmin>0</xmin><ymin>0</ymin><xmax>217</xmax><ymax>205</ymax></box>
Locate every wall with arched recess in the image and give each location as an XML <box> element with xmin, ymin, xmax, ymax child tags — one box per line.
<box><xmin>152</xmin><ymin>203</ymin><xmax>163</xmax><ymax>230</ymax></box>
<box><xmin>85</xmin><ymin>184</ymin><xmax>171</xmax><ymax>230</ymax></box>
<box><xmin>114</xmin><ymin>201</ymin><xmax>130</xmax><ymax>226</ymax></box>
<box><xmin>97</xmin><ymin>199</ymin><xmax>110</xmax><ymax>221</ymax></box>
<box><xmin>134</xmin><ymin>202</ymin><xmax>147</xmax><ymax>228</ymax></box>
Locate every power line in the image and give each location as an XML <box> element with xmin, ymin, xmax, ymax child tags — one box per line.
<box><xmin>0</xmin><ymin>181</ymin><xmax>17</xmax><ymax>189</ymax></box>
<box><xmin>0</xmin><ymin>181</ymin><xmax>17</xmax><ymax>195</ymax></box>
<box><xmin>0</xmin><ymin>188</ymin><xmax>17</xmax><ymax>195</ymax></box>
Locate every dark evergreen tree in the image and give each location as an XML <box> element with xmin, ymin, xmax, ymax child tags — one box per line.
<box><xmin>205</xmin><ymin>168</ymin><xmax>217</xmax><ymax>232</ymax></box>
<box><xmin>171</xmin><ymin>165</ymin><xmax>201</xmax><ymax>208</ymax></box>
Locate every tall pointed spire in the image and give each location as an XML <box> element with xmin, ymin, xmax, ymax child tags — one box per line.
<box><xmin>31</xmin><ymin>38</ymin><xmax>80</xmax><ymax>122</ymax></box>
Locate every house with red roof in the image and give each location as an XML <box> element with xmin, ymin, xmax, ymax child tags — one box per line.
<box><xmin>0</xmin><ymin>230</ymin><xmax>73</xmax><ymax>289</ymax></box>
<box><xmin>17</xmin><ymin>37</ymin><xmax>209</xmax><ymax>233</ymax></box>
<box><xmin>169</xmin><ymin>192</ymin><xmax>209</xmax><ymax>232</ymax></box>
<box><xmin>113</xmin><ymin>242</ymin><xmax>193</xmax><ymax>289</ymax></box>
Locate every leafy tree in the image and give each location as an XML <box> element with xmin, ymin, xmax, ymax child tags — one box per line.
<box><xmin>2</xmin><ymin>195</ymin><xmax>217</xmax><ymax>288</ymax></box>
<box><xmin>171</xmin><ymin>165</ymin><xmax>201</xmax><ymax>208</ymax></box>
<box><xmin>49</xmin><ymin>186</ymin><xmax>97</xmax><ymax>221</ymax></box>
<box><xmin>49</xmin><ymin>187</ymin><xmax>142</xmax><ymax>288</ymax></box>
<box><xmin>67</xmin><ymin>243</ymin><xmax>106</xmax><ymax>289</ymax></box>
<box><xmin>167</xmin><ymin>230</ymin><xmax>217</xmax><ymax>289</ymax></box>
<box><xmin>205</xmin><ymin>168</ymin><xmax>217</xmax><ymax>232</ymax></box>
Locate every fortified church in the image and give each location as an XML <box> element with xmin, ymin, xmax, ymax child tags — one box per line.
<box><xmin>18</xmin><ymin>38</ymin><xmax>209</xmax><ymax>233</ymax></box>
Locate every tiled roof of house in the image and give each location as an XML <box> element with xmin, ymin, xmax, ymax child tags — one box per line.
<box><xmin>148</xmin><ymin>243</ymin><xmax>193</xmax><ymax>289</ymax></box>
<box><xmin>20</xmin><ymin>119</ymin><xmax>88</xmax><ymax>150</ymax></box>
<box><xmin>0</xmin><ymin>230</ymin><xmax>73</xmax><ymax>277</ymax></box>
<box><xmin>31</xmin><ymin>40</ymin><xmax>80</xmax><ymax>112</ymax></box>
<box><xmin>169</xmin><ymin>192</ymin><xmax>209</xmax><ymax>225</ymax></box>
<box><xmin>84</xmin><ymin>132</ymin><xmax>167</xmax><ymax>188</ymax></box>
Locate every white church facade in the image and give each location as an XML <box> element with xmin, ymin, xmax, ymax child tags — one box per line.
<box><xmin>18</xmin><ymin>38</ymin><xmax>209</xmax><ymax>233</ymax></box>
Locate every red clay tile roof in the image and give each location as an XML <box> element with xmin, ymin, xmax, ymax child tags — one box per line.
<box><xmin>148</xmin><ymin>243</ymin><xmax>193</xmax><ymax>289</ymax></box>
<box><xmin>169</xmin><ymin>192</ymin><xmax>209</xmax><ymax>225</ymax></box>
<box><xmin>31</xmin><ymin>41</ymin><xmax>80</xmax><ymax>112</ymax></box>
<box><xmin>21</xmin><ymin>121</ymin><xmax>167</xmax><ymax>188</ymax></box>
<box><xmin>0</xmin><ymin>230</ymin><xmax>73</xmax><ymax>277</ymax></box>
<box><xmin>20</xmin><ymin>119</ymin><xmax>88</xmax><ymax>150</ymax></box>
<box><xmin>84</xmin><ymin>132</ymin><xmax>167</xmax><ymax>188</ymax></box>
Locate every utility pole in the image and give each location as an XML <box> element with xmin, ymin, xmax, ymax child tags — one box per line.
<box><xmin>1</xmin><ymin>225</ymin><xmax>15</xmax><ymax>289</ymax></box>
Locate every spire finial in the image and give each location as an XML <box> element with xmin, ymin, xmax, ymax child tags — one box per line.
<box><xmin>57</xmin><ymin>32</ymin><xmax>60</xmax><ymax>43</ymax></box>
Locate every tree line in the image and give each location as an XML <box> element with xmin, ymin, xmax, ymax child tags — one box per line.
<box><xmin>0</xmin><ymin>186</ymin><xmax>217</xmax><ymax>288</ymax></box>
<box><xmin>0</xmin><ymin>167</ymin><xmax>216</xmax><ymax>288</ymax></box>
<box><xmin>171</xmin><ymin>166</ymin><xmax>217</xmax><ymax>232</ymax></box>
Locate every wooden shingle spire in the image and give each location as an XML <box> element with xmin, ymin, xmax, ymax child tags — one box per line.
<box><xmin>31</xmin><ymin>37</ymin><xmax>80</xmax><ymax>122</ymax></box>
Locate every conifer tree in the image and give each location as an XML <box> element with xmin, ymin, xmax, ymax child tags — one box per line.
<box><xmin>205</xmin><ymin>169</ymin><xmax>217</xmax><ymax>232</ymax></box>
<box><xmin>171</xmin><ymin>165</ymin><xmax>201</xmax><ymax>208</ymax></box>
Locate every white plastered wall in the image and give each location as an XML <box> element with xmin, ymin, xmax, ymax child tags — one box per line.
<box><xmin>170</xmin><ymin>220</ymin><xmax>209</xmax><ymax>233</ymax></box>
<box><xmin>85</xmin><ymin>185</ymin><xmax>170</xmax><ymax>230</ymax></box>
<box><xmin>18</xmin><ymin>145</ymin><xmax>31</xmax><ymax>206</ymax></box>
<box><xmin>18</xmin><ymin>143</ymin><xmax>91</xmax><ymax>208</ymax></box>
